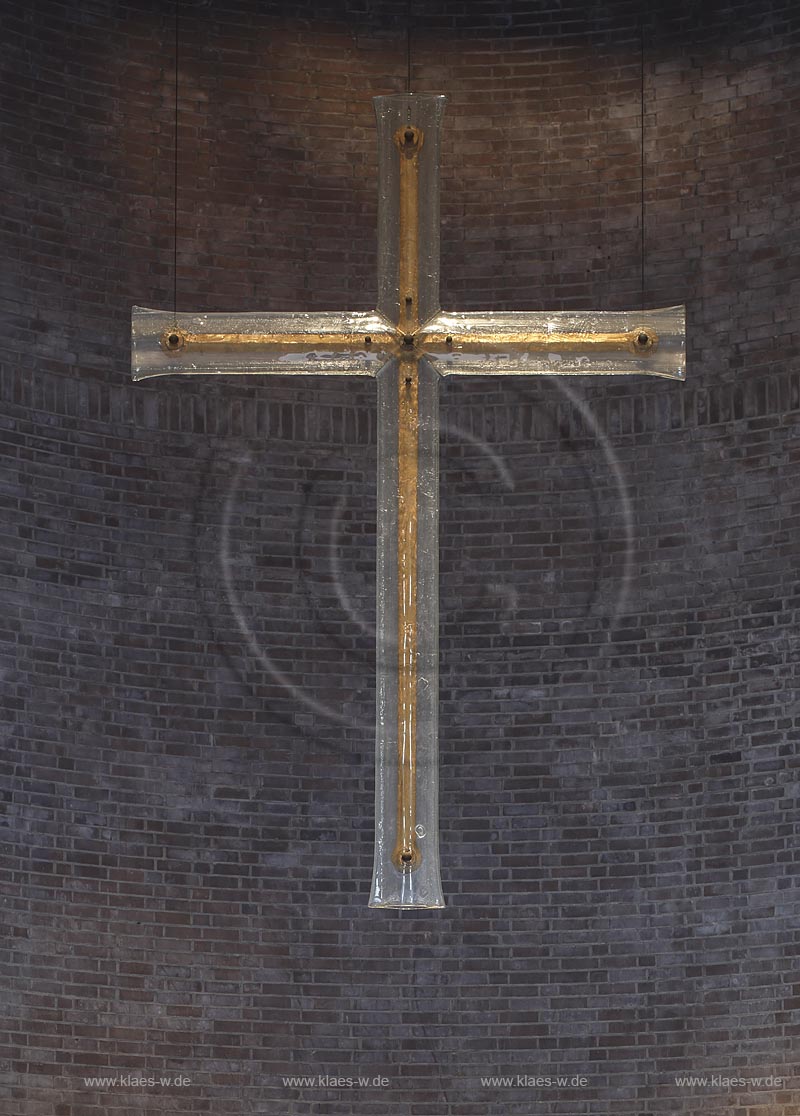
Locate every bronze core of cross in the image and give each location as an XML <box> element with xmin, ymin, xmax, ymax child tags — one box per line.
<box><xmin>132</xmin><ymin>94</ymin><xmax>685</xmax><ymax>908</ymax></box>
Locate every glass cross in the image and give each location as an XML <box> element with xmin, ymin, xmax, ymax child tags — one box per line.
<box><xmin>132</xmin><ymin>94</ymin><xmax>685</xmax><ymax>909</ymax></box>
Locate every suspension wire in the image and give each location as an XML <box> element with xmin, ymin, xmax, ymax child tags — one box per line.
<box><xmin>406</xmin><ymin>0</ymin><xmax>412</xmax><ymax>93</ymax></box>
<box><xmin>640</xmin><ymin>3</ymin><xmax>646</xmax><ymax>310</ymax></box>
<box><xmin>173</xmin><ymin>0</ymin><xmax>180</xmax><ymax>324</ymax></box>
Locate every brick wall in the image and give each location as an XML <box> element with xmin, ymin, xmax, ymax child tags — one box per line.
<box><xmin>1</xmin><ymin>1</ymin><xmax>799</xmax><ymax>1114</ymax></box>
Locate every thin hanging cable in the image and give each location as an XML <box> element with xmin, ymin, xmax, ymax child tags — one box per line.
<box><xmin>406</xmin><ymin>0</ymin><xmax>412</xmax><ymax>93</ymax></box>
<box><xmin>173</xmin><ymin>0</ymin><xmax>180</xmax><ymax>325</ymax></box>
<box><xmin>640</xmin><ymin>5</ymin><xmax>646</xmax><ymax>310</ymax></box>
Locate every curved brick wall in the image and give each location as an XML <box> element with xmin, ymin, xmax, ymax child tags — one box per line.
<box><xmin>2</xmin><ymin>2</ymin><xmax>799</xmax><ymax>1114</ymax></box>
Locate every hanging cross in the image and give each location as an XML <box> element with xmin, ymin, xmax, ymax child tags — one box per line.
<box><xmin>132</xmin><ymin>94</ymin><xmax>685</xmax><ymax>909</ymax></box>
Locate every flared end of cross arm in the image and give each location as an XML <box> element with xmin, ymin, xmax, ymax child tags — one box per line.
<box><xmin>421</xmin><ymin>305</ymin><xmax>686</xmax><ymax>381</ymax></box>
<box><xmin>130</xmin><ymin>306</ymin><xmax>395</xmax><ymax>381</ymax></box>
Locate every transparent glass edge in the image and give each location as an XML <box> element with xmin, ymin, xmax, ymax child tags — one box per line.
<box><xmin>374</xmin><ymin>103</ymin><xmax>400</xmax><ymax>325</ymax></box>
<box><xmin>425</xmin><ymin>305</ymin><xmax>686</xmax><ymax>331</ymax></box>
<box><xmin>434</xmin><ymin>362</ymin><xmax>685</xmax><ymax>380</ymax></box>
<box><xmin>413</xmin><ymin>358</ymin><xmax>443</xmax><ymax>905</ymax></box>
<box><xmin>370</xmin><ymin>358</ymin><xmax>400</xmax><ymax>907</ymax></box>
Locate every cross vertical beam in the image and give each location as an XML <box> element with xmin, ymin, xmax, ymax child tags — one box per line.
<box><xmin>371</xmin><ymin>95</ymin><xmax>445</xmax><ymax>908</ymax></box>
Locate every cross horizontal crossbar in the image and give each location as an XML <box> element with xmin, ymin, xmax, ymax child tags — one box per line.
<box><xmin>132</xmin><ymin>305</ymin><xmax>685</xmax><ymax>381</ymax></box>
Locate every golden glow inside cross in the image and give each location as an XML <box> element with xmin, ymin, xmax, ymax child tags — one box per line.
<box><xmin>132</xmin><ymin>94</ymin><xmax>686</xmax><ymax>909</ymax></box>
